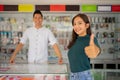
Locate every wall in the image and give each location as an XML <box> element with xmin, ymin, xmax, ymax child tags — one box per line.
<box><xmin>0</xmin><ymin>0</ymin><xmax>120</xmax><ymax>5</ymax></box>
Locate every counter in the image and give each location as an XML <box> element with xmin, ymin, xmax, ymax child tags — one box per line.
<box><xmin>0</xmin><ymin>63</ymin><xmax>69</xmax><ymax>80</ymax></box>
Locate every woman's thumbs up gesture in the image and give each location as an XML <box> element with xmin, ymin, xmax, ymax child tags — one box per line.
<box><xmin>85</xmin><ymin>34</ymin><xmax>100</xmax><ymax>58</ymax></box>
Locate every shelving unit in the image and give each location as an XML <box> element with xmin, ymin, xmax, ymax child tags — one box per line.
<box><xmin>0</xmin><ymin>12</ymin><xmax>120</xmax><ymax>67</ymax></box>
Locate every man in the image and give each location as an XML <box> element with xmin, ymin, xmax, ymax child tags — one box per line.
<box><xmin>10</xmin><ymin>10</ymin><xmax>63</xmax><ymax>64</ymax></box>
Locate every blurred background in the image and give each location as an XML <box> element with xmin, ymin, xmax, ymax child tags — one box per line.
<box><xmin>0</xmin><ymin>0</ymin><xmax>120</xmax><ymax>80</ymax></box>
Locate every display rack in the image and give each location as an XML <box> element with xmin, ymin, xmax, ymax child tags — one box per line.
<box><xmin>0</xmin><ymin>12</ymin><xmax>120</xmax><ymax>67</ymax></box>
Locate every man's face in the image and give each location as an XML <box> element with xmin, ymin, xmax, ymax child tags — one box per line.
<box><xmin>33</xmin><ymin>14</ymin><xmax>43</xmax><ymax>27</ymax></box>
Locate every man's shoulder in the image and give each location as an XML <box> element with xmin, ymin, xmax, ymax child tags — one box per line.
<box><xmin>26</xmin><ymin>27</ymin><xmax>34</xmax><ymax>31</ymax></box>
<box><xmin>42</xmin><ymin>27</ymin><xmax>51</xmax><ymax>31</ymax></box>
<box><xmin>23</xmin><ymin>27</ymin><xmax>33</xmax><ymax>33</ymax></box>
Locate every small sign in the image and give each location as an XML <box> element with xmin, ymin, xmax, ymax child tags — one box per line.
<box><xmin>81</xmin><ymin>5</ymin><xmax>97</xmax><ymax>12</ymax></box>
<box><xmin>36</xmin><ymin>5</ymin><xmax>50</xmax><ymax>11</ymax></box>
<box><xmin>66</xmin><ymin>5</ymin><xmax>80</xmax><ymax>11</ymax></box>
<box><xmin>0</xmin><ymin>5</ymin><xmax>4</xmax><ymax>11</ymax></box>
<box><xmin>98</xmin><ymin>5</ymin><xmax>111</xmax><ymax>12</ymax></box>
<box><xmin>50</xmin><ymin>5</ymin><xmax>65</xmax><ymax>11</ymax></box>
<box><xmin>112</xmin><ymin>5</ymin><xmax>120</xmax><ymax>12</ymax></box>
<box><xmin>18</xmin><ymin>4</ymin><xmax>34</xmax><ymax>12</ymax></box>
<box><xmin>4</xmin><ymin>5</ymin><xmax>18</xmax><ymax>11</ymax></box>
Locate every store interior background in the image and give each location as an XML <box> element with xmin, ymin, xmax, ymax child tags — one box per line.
<box><xmin>0</xmin><ymin>0</ymin><xmax>120</xmax><ymax>80</ymax></box>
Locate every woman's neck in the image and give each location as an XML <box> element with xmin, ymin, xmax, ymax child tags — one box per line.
<box><xmin>78</xmin><ymin>33</ymin><xmax>87</xmax><ymax>37</ymax></box>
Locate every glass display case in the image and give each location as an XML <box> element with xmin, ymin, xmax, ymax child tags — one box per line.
<box><xmin>0</xmin><ymin>63</ymin><xmax>69</xmax><ymax>80</ymax></box>
<box><xmin>0</xmin><ymin>63</ymin><xmax>120</xmax><ymax>80</ymax></box>
<box><xmin>92</xmin><ymin>69</ymin><xmax>120</xmax><ymax>80</ymax></box>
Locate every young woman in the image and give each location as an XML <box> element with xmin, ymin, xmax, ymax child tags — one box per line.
<box><xmin>67</xmin><ymin>13</ymin><xmax>101</xmax><ymax>80</ymax></box>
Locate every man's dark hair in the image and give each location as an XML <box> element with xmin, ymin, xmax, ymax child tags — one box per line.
<box><xmin>33</xmin><ymin>10</ymin><xmax>43</xmax><ymax>18</ymax></box>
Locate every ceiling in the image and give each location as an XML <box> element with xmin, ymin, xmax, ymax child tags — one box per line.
<box><xmin>0</xmin><ymin>0</ymin><xmax>120</xmax><ymax>5</ymax></box>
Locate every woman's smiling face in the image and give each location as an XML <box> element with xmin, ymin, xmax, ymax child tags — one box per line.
<box><xmin>73</xmin><ymin>16</ymin><xmax>89</xmax><ymax>36</ymax></box>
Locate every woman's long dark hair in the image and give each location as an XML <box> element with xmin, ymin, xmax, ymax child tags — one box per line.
<box><xmin>67</xmin><ymin>13</ymin><xmax>92</xmax><ymax>49</ymax></box>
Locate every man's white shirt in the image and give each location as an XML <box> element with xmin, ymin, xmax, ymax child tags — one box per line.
<box><xmin>20</xmin><ymin>26</ymin><xmax>57</xmax><ymax>63</ymax></box>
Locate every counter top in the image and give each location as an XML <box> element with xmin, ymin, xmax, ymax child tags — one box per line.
<box><xmin>0</xmin><ymin>63</ymin><xmax>68</xmax><ymax>74</ymax></box>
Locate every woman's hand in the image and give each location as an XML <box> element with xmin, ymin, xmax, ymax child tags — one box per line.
<box><xmin>85</xmin><ymin>34</ymin><xmax>100</xmax><ymax>58</ymax></box>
